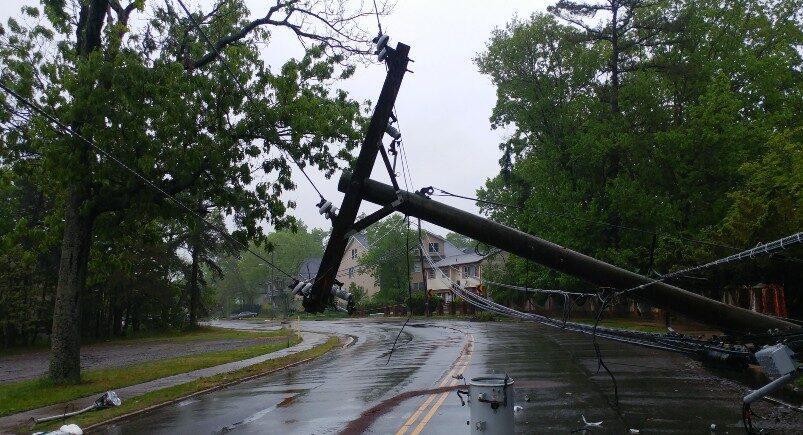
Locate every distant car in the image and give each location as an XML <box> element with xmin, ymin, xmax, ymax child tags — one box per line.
<box><xmin>229</xmin><ymin>311</ymin><xmax>258</xmax><ymax>319</ymax></box>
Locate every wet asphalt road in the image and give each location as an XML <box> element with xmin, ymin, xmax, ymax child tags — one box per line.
<box><xmin>100</xmin><ymin>319</ymin><xmax>802</xmax><ymax>434</ymax></box>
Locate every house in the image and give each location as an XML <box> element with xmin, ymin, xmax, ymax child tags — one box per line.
<box><xmin>409</xmin><ymin>231</ymin><xmax>487</xmax><ymax>305</ymax></box>
<box><xmin>338</xmin><ymin>233</ymin><xmax>381</xmax><ymax>297</ymax></box>
<box><xmin>298</xmin><ymin>229</ymin><xmax>491</xmax><ymax>302</ymax></box>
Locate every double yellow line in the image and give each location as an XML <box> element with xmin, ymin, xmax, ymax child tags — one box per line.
<box><xmin>396</xmin><ymin>334</ymin><xmax>475</xmax><ymax>435</ymax></box>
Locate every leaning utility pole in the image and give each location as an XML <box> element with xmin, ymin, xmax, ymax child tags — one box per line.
<box><xmin>304</xmin><ymin>38</ymin><xmax>410</xmax><ymax>313</ymax></box>
<box><xmin>337</xmin><ymin>175</ymin><xmax>799</xmax><ymax>335</ymax></box>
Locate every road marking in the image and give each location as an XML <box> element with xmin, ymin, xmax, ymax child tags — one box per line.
<box><xmin>395</xmin><ymin>358</ymin><xmax>461</xmax><ymax>435</ymax></box>
<box><xmin>396</xmin><ymin>333</ymin><xmax>474</xmax><ymax>435</ymax></box>
<box><xmin>410</xmin><ymin>379</ymin><xmax>457</xmax><ymax>435</ymax></box>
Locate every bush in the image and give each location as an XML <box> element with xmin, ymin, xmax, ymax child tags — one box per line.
<box><xmin>472</xmin><ymin>311</ymin><xmax>497</xmax><ymax>322</ymax></box>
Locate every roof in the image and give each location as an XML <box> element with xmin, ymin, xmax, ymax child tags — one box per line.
<box><xmin>298</xmin><ymin>257</ymin><xmax>321</xmax><ymax>280</ymax></box>
<box><xmin>352</xmin><ymin>232</ymin><xmax>368</xmax><ymax>248</ymax></box>
<box><xmin>432</xmin><ymin>252</ymin><xmax>485</xmax><ymax>268</ymax></box>
<box><xmin>442</xmin><ymin>240</ymin><xmax>465</xmax><ymax>257</ymax></box>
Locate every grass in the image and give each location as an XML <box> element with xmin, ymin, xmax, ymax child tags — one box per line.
<box><xmin>0</xmin><ymin>325</ymin><xmax>280</xmax><ymax>357</ymax></box>
<box><xmin>0</xmin><ymin>328</ymin><xmax>297</xmax><ymax>417</ymax></box>
<box><xmin>574</xmin><ymin>318</ymin><xmax>667</xmax><ymax>333</ymax></box>
<box><xmin>30</xmin><ymin>336</ymin><xmax>341</xmax><ymax>433</ymax></box>
<box><xmin>252</xmin><ymin>311</ymin><xmax>349</xmax><ymax>321</ymax></box>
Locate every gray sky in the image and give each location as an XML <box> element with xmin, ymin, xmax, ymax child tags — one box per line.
<box><xmin>1</xmin><ymin>0</ymin><xmax>550</xmax><ymax>235</ymax></box>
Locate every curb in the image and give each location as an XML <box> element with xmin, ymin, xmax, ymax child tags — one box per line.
<box><xmin>79</xmin><ymin>335</ymin><xmax>342</xmax><ymax>433</ymax></box>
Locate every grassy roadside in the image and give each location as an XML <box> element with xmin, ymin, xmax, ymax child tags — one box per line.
<box><xmin>0</xmin><ymin>328</ymin><xmax>297</xmax><ymax>417</ymax></box>
<box><xmin>0</xmin><ymin>326</ymin><xmax>283</xmax><ymax>357</ymax></box>
<box><xmin>573</xmin><ymin>318</ymin><xmax>667</xmax><ymax>333</ymax></box>
<box><xmin>31</xmin><ymin>336</ymin><xmax>341</xmax><ymax>433</ymax></box>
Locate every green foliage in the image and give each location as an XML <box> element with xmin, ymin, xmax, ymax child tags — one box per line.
<box><xmin>0</xmin><ymin>0</ymin><xmax>368</xmax><ymax>348</ymax></box>
<box><xmin>357</xmin><ymin>214</ymin><xmax>415</xmax><ymax>304</ymax></box>
<box><xmin>445</xmin><ymin>232</ymin><xmax>473</xmax><ymax>251</ymax></box>
<box><xmin>475</xmin><ymin>1</ymin><xmax>803</xmax><ymax>312</ymax></box>
<box><xmin>348</xmin><ymin>282</ymin><xmax>366</xmax><ymax>307</ymax></box>
<box><xmin>209</xmin><ymin>222</ymin><xmax>326</xmax><ymax>317</ymax></box>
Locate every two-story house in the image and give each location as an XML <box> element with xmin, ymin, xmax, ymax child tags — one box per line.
<box><xmin>298</xmin><ymin>229</ymin><xmax>490</xmax><ymax>302</ymax></box>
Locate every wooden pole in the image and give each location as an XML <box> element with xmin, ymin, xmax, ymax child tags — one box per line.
<box><xmin>338</xmin><ymin>174</ymin><xmax>798</xmax><ymax>334</ymax></box>
<box><xmin>305</xmin><ymin>43</ymin><xmax>410</xmax><ymax>313</ymax></box>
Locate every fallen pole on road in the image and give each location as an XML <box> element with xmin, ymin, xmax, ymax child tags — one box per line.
<box><xmin>337</xmin><ymin>174</ymin><xmax>799</xmax><ymax>335</ymax></box>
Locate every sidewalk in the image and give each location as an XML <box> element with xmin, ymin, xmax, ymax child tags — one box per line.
<box><xmin>0</xmin><ymin>331</ymin><xmax>329</xmax><ymax>432</ymax></box>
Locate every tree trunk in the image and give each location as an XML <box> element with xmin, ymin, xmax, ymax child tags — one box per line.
<box><xmin>48</xmin><ymin>0</ymin><xmax>108</xmax><ymax>384</ymax></box>
<box><xmin>49</xmin><ymin>186</ymin><xmax>94</xmax><ymax>382</ymax></box>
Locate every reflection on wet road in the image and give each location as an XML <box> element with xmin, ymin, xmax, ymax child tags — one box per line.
<box><xmin>102</xmin><ymin>319</ymin><xmax>802</xmax><ymax>434</ymax></box>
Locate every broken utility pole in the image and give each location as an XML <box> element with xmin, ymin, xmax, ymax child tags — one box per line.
<box><xmin>304</xmin><ymin>40</ymin><xmax>410</xmax><ymax>313</ymax></box>
<box><xmin>337</xmin><ymin>174</ymin><xmax>799</xmax><ymax>335</ymax></box>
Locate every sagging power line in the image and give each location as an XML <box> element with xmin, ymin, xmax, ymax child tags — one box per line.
<box><xmin>0</xmin><ymin>82</ymin><xmax>296</xmax><ymax>281</ymax></box>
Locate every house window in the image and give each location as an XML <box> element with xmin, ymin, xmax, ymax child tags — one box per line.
<box><xmin>347</xmin><ymin>267</ymin><xmax>354</xmax><ymax>278</ymax></box>
<box><xmin>351</xmin><ymin>248</ymin><xmax>357</xmax><ymax>259</ymax></box>
<box><xmin>428</xmin><ymin>242</ymin><xmax>439</xmax><ymax>253</ymax></box>
<box><xmin>414</xmin><ymin>263</ymin><xmax>421</xmax><ymax>272</ymax></box>
<box><xmin>427</xmin><ymin>269</ymin><xmax>435</xmax><ymax>279</ymax></box>
<box><xmin>462</xmin><ymin>266</ymin><xmax>470</xmax><ymax>278</ymax></box>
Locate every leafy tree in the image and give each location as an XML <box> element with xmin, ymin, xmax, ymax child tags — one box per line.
<box><xmin>0</xmin><ymin>0</ymin><xmax>380</xmax><ymax>382</ymax></box>
<box><xmin>475</xmin><ymin>1</ymin><xmax>803</xmax><ymax>315</ymax></box>
<box><xmin>445</xmin><ymin>232</ymin><xmax>473</xmax><ymax>251</ymax></box>
<box><xmin>348</xmin><ymin>282</ymin><xmax>366</xmax><ymax>307</ymax></box>
<box><xmin>358</xmin><ymin>214</ymin><xmax>415</xmax><ymax>304</ymax></box>
<box><xmin>210</xmin><ymin>222</ymin><xmax>326</xmax><ymax>317</ymax></box>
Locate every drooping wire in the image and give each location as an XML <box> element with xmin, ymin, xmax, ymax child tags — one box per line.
<box><xmin>386</xmin><ymin>214</ymin><xmax>412</xmax><ymax>365</ymax></box>
<box><xmin>616</xmin><ymin>232</ymin><xmax>803</xmax><ymax>298</ymax></box>
<box><xmin>0</xmin><ymin>81</ymin><xmax>295</xmax><ymax>280</ymax></box>
<box><xmin>592</xmin><ymin>291</ymin><xmax>620</xmax><ymax>408</ymax></box>
<box><xmin>372</xmin><ymin>0</ymin><xmax>383</xmax><ymax>36</ymax></box>
<box><xmin>174</xmin><ymin>0</ymin><xmax>326</xmax><ymax>201</ymax></box>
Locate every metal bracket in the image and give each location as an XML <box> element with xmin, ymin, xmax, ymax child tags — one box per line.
<box><xmin>348</xmin><ymin>195</ymin><xmax>404</xmax><ymax>238</ymax></box>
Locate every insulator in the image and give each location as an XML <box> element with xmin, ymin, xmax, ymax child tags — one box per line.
<box><xmin>378</xmin><ymin>47</ymin><xmax>389</xmax><ymax>61</ymax></box>
<box><xmin>318</xmin><ymin>200</ymin><xmax>333</xmax><ymax>215</ymax></box>
<box><xmin>375</xmin><ymin>34</ymin><xmax>389</xmax><ymax>52</ymax></box>
<box><xmin>292</xmin><ymin>281</ymin><xmax>306</xmax><ymax>295</ymax></box>
<box><xmin>386</xmin><ymin>123</ymin><xmax>401</xmax><ymax>140</ymax></box>
<box><xmin>331</xmin><ymin>285</ymin><xmax>352</xmax><ymax>302</ymax></box>
<box><xmin>301</xmin><ymin>283</ymin><xmax>313</xmax><ymax>296</ymax></box>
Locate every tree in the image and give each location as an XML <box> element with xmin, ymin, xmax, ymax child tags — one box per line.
<box><xmin>1</xmin><ymin>0</ymin><xmax>381</xmax><ymax>382</ymax></box>
<box><xmin>475</xmin><ymin>1</ymin><xmax>803</xmax><ymax>313</ymax></box>
<box><xmin>445</xmin><ymin>232</ymin><xmax>473</xmax><ymax>251</ymax></box>
<box><xmin>210</xmin><ymin>222</ymin><xmax>326</xmax><ymax>317</ymax></box>
<box><xmin>548</xmin><ymin>0</ymin><xmax>682</xmax><ymax>114</ymax></box>
<box><xmin>358</xmin><ymin>214</ymin><xmax>415</xmax><ymax>304</ymax></box>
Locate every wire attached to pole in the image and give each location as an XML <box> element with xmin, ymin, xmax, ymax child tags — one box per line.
<box><xmin>0</xmin><ymin>81</ymin><xmax>295</xmax><ymax>279</ymax></box>
<box><xmin>386</xmin><ymin>214</ymin><xmax>412</xmax><ymax>365</ymax></box>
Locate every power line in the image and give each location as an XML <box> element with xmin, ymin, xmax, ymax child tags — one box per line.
<box><xmin>617</xmin><ymin>232</ymin><xmax>803</xmax><ymax>297</ymax></box>
<box><xmin>0</xmin><ymin>81</ymin><xmax>295</xmax><ymax>280</ymax></box>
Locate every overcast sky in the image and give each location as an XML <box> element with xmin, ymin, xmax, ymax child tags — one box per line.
<box><xmin>1</xmin><ymin>0</ymin><xmax>550</xmax><ymax>235</ymax></box>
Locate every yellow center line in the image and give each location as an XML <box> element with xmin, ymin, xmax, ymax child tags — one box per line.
<box><xmin>410</xmin><ymin>379</ymin><xmax>458</xmax><ymax>435</ymax></box>
<box><xmin>396</xmin><ymin>355</ymin><xmax>464</xmax><ymax>435</ymax></box>
<box><xmin>396</xmin><ymin>334</ymin><xmax>474</xmax><ymax>435</ymax></box>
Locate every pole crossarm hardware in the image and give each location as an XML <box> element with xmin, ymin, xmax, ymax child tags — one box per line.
<box><xmin>305</xmin><ymin>40</ymin><xmax>411</xmax><ymax>313</ymax></box>
<box><xmin>349</xmin><ymin>195</ymin><xmax>404</xmax><ymax>237</ymax></box>
<box><xmin>337</xmin><ymin>174</ymin><xmax>800</xmax><ymax>335</ymax></box>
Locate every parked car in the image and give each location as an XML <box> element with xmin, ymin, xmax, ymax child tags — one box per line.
<box><xmin>229</xmin><ymin>311</ymin><xmax>258</xmax><ymax>319</ymax></box>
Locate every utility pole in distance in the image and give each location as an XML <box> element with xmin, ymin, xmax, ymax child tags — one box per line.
<box><xmin>304</xmin><ymin>41</ymin><xmax>411</xmax><ymax>313</ymax></box>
